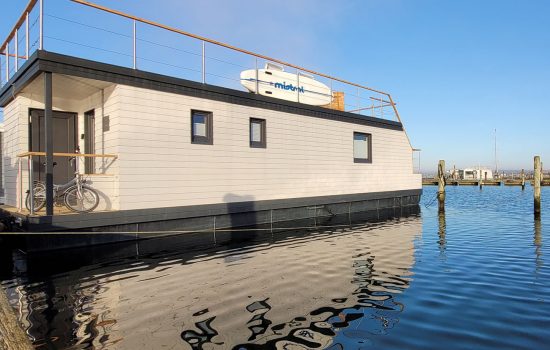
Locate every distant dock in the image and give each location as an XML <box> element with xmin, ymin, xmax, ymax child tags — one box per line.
<box><xmin>422</xmin><ymin>179</ymin><xmax>503</xmax><ymax>186</ymax></box>
<box><xmin>423</xmin><ymin>179</ymin><xmax>550</xmax><ymax>186</ymax></box>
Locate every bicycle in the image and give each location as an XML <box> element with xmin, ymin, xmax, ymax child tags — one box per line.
<box><xmin>25</xmin><ymin>167</ymin><xmax>100</xmax><ymax>213</ymax></box>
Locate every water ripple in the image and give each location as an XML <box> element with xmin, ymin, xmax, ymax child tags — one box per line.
<box><xmin>0</xmin><ymin>186</ymin><xmax>549</xmax><ymax>349</ymax></box>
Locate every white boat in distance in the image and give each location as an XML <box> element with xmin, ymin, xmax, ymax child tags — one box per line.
<box><xmin>241</xmin><ymin>63</ymin><xmax>332</xmax><ymax>106</ymax></box>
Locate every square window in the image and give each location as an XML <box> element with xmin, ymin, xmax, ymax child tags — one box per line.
<box><xmin>191</xmin><ymin>110</ymin><xmax>213</xmax><ymax>144</ymax></box>
<box><xmin>353</xmin><ymin>132</ymin><xmax>372</xmax><ymax>163</ymax></box>
<box><xmin>250</xmin><ymin>118</ymin><xmax>266</xmax><ymax>148</ymax></box>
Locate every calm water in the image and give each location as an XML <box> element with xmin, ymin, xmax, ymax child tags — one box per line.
<box><xmin>1</xmin><ymin>186</ymin><xmax>550</xmax><ymax>349</ymax></box>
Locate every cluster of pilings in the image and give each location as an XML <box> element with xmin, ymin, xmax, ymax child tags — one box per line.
<box><xmin>436</xmin><ymin>156</ymin><xmax>543</xmax><ymax>217</ymax></box>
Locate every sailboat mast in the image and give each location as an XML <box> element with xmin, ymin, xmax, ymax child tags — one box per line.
<box><xmin>494</xmin><ymin>128</ymin><xmax>498</xmax><ymax>175</ymax></box>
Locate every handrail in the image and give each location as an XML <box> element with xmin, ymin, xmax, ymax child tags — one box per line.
<box><xmin>17</xmin><ymin>152</ymin><xmax>117</xmax><ymax>158</ymax></box>
<box><xmin>0</xmin><ymin>0</ymin><xmax>37</xmax><ymax>53</ymax></box>
<box><xmin>70</xmin><ymin>0</ymin><xmax>391</xmax><ymax>98</ymax></box>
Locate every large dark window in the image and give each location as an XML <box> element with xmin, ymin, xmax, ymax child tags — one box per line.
<box><xmin>84</xmin><ymin>109</ymin><xmax>95</xmax><ymax>174</ymax></box>
<box><xmin>353</xmin><ymin>132</ymin><xmax>372</xmax><ymax>163</ymax></box>
<box><xmin>250</xmin><ymin>118</ymin><xmax>266</xmax><ymax>148</ymax></box>
<box><xmin>191</xmin><ymin>110</ymin><xmax>213</xmax><ymax>144</ymax></box>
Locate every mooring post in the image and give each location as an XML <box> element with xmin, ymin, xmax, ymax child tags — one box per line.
<box><xmin>0</xmin><ymin>288</ymin><xmax>33</xmax><ymax>350</ymax></box>
<box><xmin>534</xmin><ymin>156</ymin><xmax>541</xmax><ymax>217</ymax></box>
<box><xmin>437</xmin><ymin>160</ymin><xmax>445</xmax><ymax>213</ymax></box>
<box><xmin>521</xmin><ymin>169</ymin><xmax>525</xmax><ymax>190</ymax></box>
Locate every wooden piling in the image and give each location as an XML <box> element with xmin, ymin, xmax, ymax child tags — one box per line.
<box><xmin>521</xmin><ymin>169</ymin><xmax>525</xmax><ymax>190</ymax></box>
<box><xmin>437</xmin><ymin>160</ymin><xmax>445</xmax><ymax>213</ymax></box>
<box><xmin>535</xmin><ymin>156</ymin><xmax>541</xmax><ymax>217</ymax></box>
<box><xmin>0</xmin><ymin>288</ymin><xmax>33</xmax><ymax>350</ymax></box>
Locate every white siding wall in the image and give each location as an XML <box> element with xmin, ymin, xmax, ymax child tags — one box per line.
<box><xmin>75</xmin><ymin>86</ymin><xmax>120</xmax><ymax>211</ymax></box>
<box><xmin>115</xmin><ymin>85</ymin><xmax>421</xmax><ymax>210</ymax></box>
<box><xmin>2</xmin><ymin>98</ymin><xmax>24</xmax><ymax>207</ymax></box>
<box><xmin>3</xmin><ymin>82</ymin><xmax>421</xmax><ymax>212</ymax></box>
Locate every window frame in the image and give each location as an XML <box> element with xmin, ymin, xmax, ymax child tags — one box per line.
<box><xmin>353</xmin><ymin>132</ymin><xmax>372</xmax><ymax>163</ymax></box>
<box><xmin>191</xmin><ymin>110</ymin><xmax>213</xmax><ymax>145</ymax></box>
<box><xmin>249</xmin><ymin>118</ymin><xmax>267</xmax><ymax>148</ymax></box>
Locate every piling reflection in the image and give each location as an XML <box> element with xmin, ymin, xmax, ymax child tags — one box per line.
<box><xmin>438</xmin><ymin>211</ymin><xmax>447</xmax><ymax>259</ymax></box>
<box><xmin>1</xmin><ymin>208</ymin><xmax>421</xmax><ymax>349</ymax></box>
<box><xmin>534</xmin><ymin>218</ymin><xmax>543</xmax><ymax>271</ymax></box>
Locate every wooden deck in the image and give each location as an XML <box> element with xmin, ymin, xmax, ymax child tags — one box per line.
<box><xmin>1</xmin><ymin>204</ymin><xmax>115</xmax><ymax>217</ymax></box>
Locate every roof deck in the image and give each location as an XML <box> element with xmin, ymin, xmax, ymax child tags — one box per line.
<box><xmin>0</xmin><ymin>0</ymin><xmax>404</xmax><ymax>123</ymax></box>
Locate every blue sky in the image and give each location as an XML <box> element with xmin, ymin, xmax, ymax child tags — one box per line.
<box><xmin>2</xmin><ymin>0</ymin><xmax>549</xmax><ymax>172</ymax></box>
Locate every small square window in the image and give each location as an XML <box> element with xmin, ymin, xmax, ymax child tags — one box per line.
<box><xmin>191</xmin><ymin>110</ymin><xmax>213</xmax><ymax>144</ymax></box>
<box><xmin>250</xmin><ymin>118</ymin><xmax>266</xmax><ymax>148</ymax></box>
<box><xmin>353</xmin><ymin>132</ymin><xmax>372</xmax><ymax>163</ymax></box>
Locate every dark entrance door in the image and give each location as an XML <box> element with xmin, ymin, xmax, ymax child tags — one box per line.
<box><xmin>30</xmin><ymin>109</ymin><xmax>77</xmax><ymax>184</ymax></box>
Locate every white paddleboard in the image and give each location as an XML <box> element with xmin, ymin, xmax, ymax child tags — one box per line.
<box><xmin>240</xmin><ymin>65</ymin><xmax>332</xmax><ymax>106</ymax></box>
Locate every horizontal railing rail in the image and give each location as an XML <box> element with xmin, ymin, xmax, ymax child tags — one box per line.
<box><xmin>17</xmin><ymin>152</ymin><xmax>117</xmax><ymax>159</ymax></box>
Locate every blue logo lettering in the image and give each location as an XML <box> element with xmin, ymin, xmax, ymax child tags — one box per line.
<box><xmin>272</xmin><ymin>81</ymin><xmax>304</xmax><ymax>93</ymax></box>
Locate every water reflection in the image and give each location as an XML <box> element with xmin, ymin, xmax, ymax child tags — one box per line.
<box><xmin>438</xmin><ymin>212</ymin><xmax>447</xmax><ymax>259</ymax></box>
<box><xmin>1</xmin><ymin>210</ymin><xmax>421</xmax><ymax>349</ymax></box>
<box><xmin>534</xmin><ymin>218</ymin><xmax>543</xmax><ymax>271</ymax></box>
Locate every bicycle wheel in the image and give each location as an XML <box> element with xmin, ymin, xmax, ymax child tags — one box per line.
<box><xmin>25</xmin><ymin>182</ymin><xmax>46</xmax><ymax>212</ymax></box>
<box><xmin>64</xmin><ymin>185</ymin><xmax>100</xmax><ymax>213</ymax></box>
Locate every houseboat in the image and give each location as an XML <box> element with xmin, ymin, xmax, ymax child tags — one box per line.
<box><xmin>0</xmin><ymin>0</ymin><xmax>421</xmax><ymax>246</ymax></box>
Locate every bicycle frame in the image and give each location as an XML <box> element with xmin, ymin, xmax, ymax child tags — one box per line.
<box><xmin>30</xmin><ymin>173</ymin><xmax>86</xmax><ymax>206</ymax></box>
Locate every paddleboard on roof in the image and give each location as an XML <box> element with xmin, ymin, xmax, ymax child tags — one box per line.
<box><xmin>240</xmin><ymin>63</ymin><xmax>332</xmax><ymax>106</ymax></box>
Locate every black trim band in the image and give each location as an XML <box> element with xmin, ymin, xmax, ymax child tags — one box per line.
<box><xmin>10</xmin><ymin>188</ymin><xmax>422</xmax><ymax>231</ymax></box>
<box><xmin>1</xmin><ymin>51</ymin><xmax>404</xmax><ymax>131</ymax></box>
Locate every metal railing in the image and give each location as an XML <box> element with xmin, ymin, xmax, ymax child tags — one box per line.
<box><xmin>1</xmin><ymin>1</ymin><xmax>404</xmax><ymax>119</ymax></box>
<box><xmin>0</xmin><ymin>0</ymin><xmax>41</xmax><ymax>84</ymax></box>
<box><xmin>1</xmin><ymin>0</ymin><xmax>414</xmax><ymax>150</ymax></box>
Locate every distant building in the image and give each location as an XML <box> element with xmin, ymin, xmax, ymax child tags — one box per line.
<box><xmin>459</xmin><ymin>167</ymin><xmax>493</xmax><ymax>180</ymax></box>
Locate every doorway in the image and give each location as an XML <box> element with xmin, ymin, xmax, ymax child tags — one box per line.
<box><xmin>29</xmin><ymin>109</ymin><xmax>78</xmax><ymax>185</ymax></box>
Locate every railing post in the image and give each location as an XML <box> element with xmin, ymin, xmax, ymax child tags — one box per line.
<box><xmin>26</xmin><ymin>12</ymin><xmax>29</xmax><ymax>59</ymax></box>
<box><xmin>255</xmin><ymin>57</ymin><xmax>259</xmax><ymax>94</ymax></box>
<box><xmin>296</xmin><ymin>69</ymin><xmax>300</xmax><ymax>103</ymax></box>
<box><xmin>357</xmin><ymin>87</ymin><xmax>361</xmax><ymax>114</ymax></box>
<box><xmin>329</xmin><ymin>79</ymin><xmax>333</xmax><ymax>108</ymax></box>
<box><xmin>201</xmin><ymin>41</ymin><xmax>205</xmax><ymax>84</ymax></box>
<box><xmin>39</xmin><ymin>0</ymin><xmax>43</xmax><ymax>50</ymax></box>
<box><xmin>15</xmin><ymin>29</ymin><xmax>18</xmax><ymax>72</ymax></box>
<box><xmin>132</xmin><ymin>19</ymin><xmax>136</xmax><ymax>69</ymax></box>
<box><xmin>5</xmin><ymin>46</ymin><xmax>9</xmax><ymax>82</ymax></box>
<box><xmin>28</xmin><ymin>155</ymin><xmax>34</xmax><ymax>215</ymax></box>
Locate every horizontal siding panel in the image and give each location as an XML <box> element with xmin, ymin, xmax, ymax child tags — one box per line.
<box><xmin>114</xmin><ymin>84</ymin><xmax>419</xmax><ymax>209</ymax></box>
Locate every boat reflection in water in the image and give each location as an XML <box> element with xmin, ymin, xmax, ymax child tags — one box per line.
<box><xmin>2</xmin><ymin>206</ymin><xmax>421</xmax><ymax>349</ymax></box>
